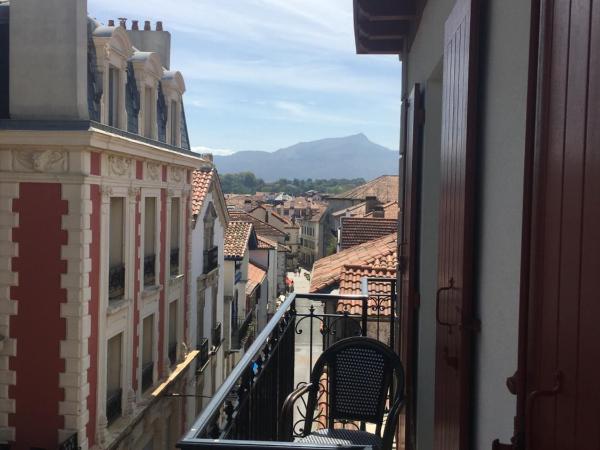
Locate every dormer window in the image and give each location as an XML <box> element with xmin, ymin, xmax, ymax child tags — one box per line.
<box><xmin>108</xmin><ymin>66</ymin><xmax>120</xmax><ymax>127</ymax></box>
<box><xmin>144</xmin><ymin>87</ymin><xmax>154</xmax><ymax>138</ymax></box>
<box><xmin>170</xmin><ymin>100</ymin><xmax>179</xmax><ymax>145</ymax></box>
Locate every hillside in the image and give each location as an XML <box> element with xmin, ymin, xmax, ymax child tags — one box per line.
<box><xmin>213</xmin><ymin>134</ymin><xmax>397</xmax><ymax>182</ymax></box>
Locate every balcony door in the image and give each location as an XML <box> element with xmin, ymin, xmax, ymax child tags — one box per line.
<box><xmin>525</xmin><ymin>0</ymin><xmax>600</xmax><ymax>448</ymax></box>
<box><xmin>400</xmin><ymin>84</ymin><xmax>423</xmax><ymax>450</ymax></box>
<box><xmin>433</xmin><ymin>0</ymin><xmax>480</xmax><ymax>448</ymax></box>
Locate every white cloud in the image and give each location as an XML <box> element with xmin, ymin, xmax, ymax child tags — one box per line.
<box><xmin>192</xmin><ymin>145</ymin><xmax>237</xmax><ymax>156</ymax></box>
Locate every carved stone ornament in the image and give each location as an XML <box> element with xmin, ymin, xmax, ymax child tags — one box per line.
<box><xmin>100</xmin><ymin>185</ymin><xmax>114</xmax><ymax>198</ymax></box>
<box><xmin>147</xmin><ymin>162</ymin><xmax>160</xmax><ymax>181</ymax></box>
<box><xmin>13</xmin><ymin>149</ymin><xmax>67</xmax><ymax>173</ymax></box>
<box><xmin>108</xmin><ymin>155</ymin><xmax>131</xmax><ymax>177</ymax></box>
<box><xmin>128</xmin><ymin>186</ymin><xmax>141</xmax><ymax>197</ymax></box>
<box><xmin>170</xmin><ymin>166</ymin><xmax>184</xmax><ymax>183</ymax></box>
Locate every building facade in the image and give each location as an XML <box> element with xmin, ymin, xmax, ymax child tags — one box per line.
<box><xmin>0</xmin><ymin>2</ymin><xmax>207</xmax><ymax>449</ymax></box>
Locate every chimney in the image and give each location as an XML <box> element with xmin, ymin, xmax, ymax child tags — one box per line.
<box><xmin>372</xmin><ymin>206</ymin><xmax>385</xmax><ymax>218</ymax></box>
<box><xmin>126</xmin><ymin>19</ymin><xmax>172</xmax><ymax>69</ymax></box>
<box><xmin>132</xmin><ymin>20</ymin><xmax>139</xmax><ymax>30</ymax></box>
<box><xmin>118</xmin><ymin>17</ymin><xmax>127</xmax><ymax>28</ymax></box>
<box><xmin>108</xmin><ymin>19</ymin><xmax>115</xmax><ymax>26</ymax></box>
<box><xmin>365</xmin><ymin>196</ymin><xmax>378</xmax><ymax>214</ymax></box>
<box><xmin>9</xmin><ymin>0</ymin><xmax>89</xmax><ymax>119</ymax></box>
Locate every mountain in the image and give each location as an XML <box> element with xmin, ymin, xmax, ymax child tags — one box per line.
<box><xmin>213</xmin><ymin>134</ymin><xmax>398</xmax><ymax>182</ymax></box>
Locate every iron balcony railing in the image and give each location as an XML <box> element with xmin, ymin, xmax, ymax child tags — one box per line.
<box><xmin>144</xmin><ymin>254</ymin><xmax>156</xmax><ymax>287</ymax></box>
<box><xmin>142</xmin><ymin>362</ymin><xmax>154</xmax><ymax>392</ymax></box>
<box><xmin>203</xmin><ymin>246</ymin><xmax>219</xmax><ymax>274</ymax></box>
<box><xmin>108</xmin><ymin>264</ymin><xmax>125</xmax><ymax>300</ymax></box>
<box><xmin>178</xmin><ymin>281</ymin><xmax>397</xmax><ymax>450</ymax></box>
<box><xmin>231</xmin><ymin>310</ymin><xmax>256</xmax><ymax>350</ymax></box>
<box><xmin>170</xmin><ymin>247</ymin><xmax>180</xmax><ymax>277</ymax></box>
<box><xmin>211</xmin><ymin>322</ymin><xmax>222</xmax><ymax>348</ymax></box>
<box><xmin>106</xmin><ymin>388</ymin><xmax>122</xmax><ymax>425</ymax></box>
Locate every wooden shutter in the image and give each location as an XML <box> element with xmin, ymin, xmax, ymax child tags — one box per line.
<box><xmin>525</xmin><ymin>1</ymin><xmax>600</xmax><ymax>449</ymax></box>
<box><xmin>434</xmin><ymin>0</ymin><xmax>480</xmax><ymax>449</ymax></box>
<box><xmin>399</xmin><ymin>84</ymin><xmax>423</xmax><ymax>450</ymax></box>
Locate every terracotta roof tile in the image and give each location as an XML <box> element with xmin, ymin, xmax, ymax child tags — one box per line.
<box><xmin>246</xmin><ymin>262</ymin><xmax>267</xmax><ymax>295</ymax></box>
<box><xmin>229</xmin><ymin>210</ymin><xmax>287</xmax><ymax>238</ymax></box>
<box><xmin>191</xmin><ymin>168</ymin><xmax>215</xmax><ymax>216</ymax></box>
<box><xmin>257</xmin><ymin>235</ymin><xmax>277</xmax><ymax>250</ymax></box>
<box><xmin>309</xmin><ymin>233</ymin><xmax>397</xmax><ymax>293</ymax></box>
<box><xmin>224</xmin><ymin>221</ymin><xmax>253</xmax><ymax>260</ymax></box>
<box><xmin>339</xmin><ymin>217</ymin><xmax>398</xmax><ymax>250</ymax></box>
<box><xmin>332</xmin><ymin>175</ymin><xmax>399</xmax><ymax>203</ymax></box>
<box><xmin>337</xmin><ymin>265</ymin><xmax>396</xmax><ymax>316</ymax></box>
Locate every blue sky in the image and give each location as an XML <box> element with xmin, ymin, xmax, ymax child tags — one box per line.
<box><xmin>88</xmin><ymin>0</ymin><xmax>402</xmax><ymax>154</ymax></box>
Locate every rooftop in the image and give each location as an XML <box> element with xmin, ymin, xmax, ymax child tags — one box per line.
<box><xmin>339</xmin><ymin>217</ymin><xmax>398</xmax><ymax>250</ymax></box>
<box><xmin>310</xmin><ymin>232</ymin><xmax>397</xmax><ymax>293</ymax></box>
<box><xmin>229</xmin><ymin>210</ymin><xmax>287</xmax><ymax>239</ymax></box>
<box><xmin>337</xmin><ymin>265</ymin><xmax>396</xmax><ymax>316</ymax></box>
<box><xmin>191</xmin><ymin>167</ymin><xmax>215</xmax><ymax>216</ymax></box>
<box><xmin>224</xmin><ymin>221</ymin><xmax>255</xmax><ymax>260</ymax></box>
<box><xmin>246</xmin><ymin>262</ymin><xmax>267</xmax><ymax>296</ymax></box>
<box><xmin>331</xmin><ymin>175</ymin><xmax>399</xmax><ymax>203</ymax></box>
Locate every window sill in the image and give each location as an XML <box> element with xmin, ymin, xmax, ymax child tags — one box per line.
<box><xmin>107</xmin><ymin>298</ymin><xmax>131</xmax><ymax>315</ymax></box>
<box><xmin>141</xmin><ymin>284</ymin><xmax>162</xmax><ymax>299</ymax></box>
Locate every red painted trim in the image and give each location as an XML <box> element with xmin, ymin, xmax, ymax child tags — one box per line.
<box><xmin>133</xmin><ymin>193</ymin><xmax>141</xmax><ymax>390</ymax></box>
<box><xmin>136</xmin><ymin>161</ymin><xmax>143</xmax><ymax>180</ymax></box>
<box><xmin>90</xmin><ymin>152</ymin><xmax>101</xmax><ymax>176</ymax></box>
<box><xmin>10</xmin><ymin>183</ymin><xmax>68</xmax><ymax>450</ymax></box>
<box><xmin>158</xmin><ymin>189</ymin><xmax>167</xmax><ymax>376</ymax></box>
<box><xmin>162</xmin><ymin>166</ymin><xmax>167</xmax><ymax>182</ymax></box>
<box><xmin>87</xmin><ymin>184</ymin><xmax>101</xmax><ymax>447</ymax></box>
<box><xmin>184</xmin><ymin>196</ymin><xmax>190</xmax><ymax>349</ymax></box>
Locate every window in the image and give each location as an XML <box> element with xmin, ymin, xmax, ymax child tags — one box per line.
<box><xmin>144</xmin><ymin>87</ymin><xmax>153</xmax><ymax>138</ymax></box>
<box><xmin>168</xmin><ymin>300</ymin><xmax>178</xmax><ymax>366</ymax></box>
<box><xmin>197</xmin><ymin>291</ymin><xmax>205</xmax><ymax>348</ymax></box>
<box><xmin>142</xmin><ymin>315</ymin><xmax>154</xmax><ymax>392</ymax></box>
<box><xmin>106</xmin><ymin>333</ymin><xmax>122</xmax><ymax>424</ymax></box>
<box><xmin>108</xmin><ymin>67</ymin><xmax>120</xmax><ymax>127</ymax></box>
<box><xmin>170</xmin><ymin>100</ymin><xmax>179</xmax><ymax>145</ymax></box>
<box><xmin>144</xmin><ymin>197</ymin><xmax>156</xmax><ymax>287</ymax></box>
<box><xmin>170</xmin><ymin>198</ymin><xmax>180</xmax><ymax>276</ymax></box>
<box><xmin>108</xmin><ymin>198</ymin><xmax>125</xmax><ymax>301</ymax></box>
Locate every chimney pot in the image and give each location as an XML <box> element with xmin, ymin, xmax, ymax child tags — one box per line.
<box><xmin>118</xmin><ymin>17</ymin><xmax>127</xmax><ymax>28</ymax></box>
<box><xmin>144</xmin><ymin>20</ymin><xmax>151</xmax><ymax>31</ymax></box>
<box><xmin>108</xmin><ymin>19</ymin><xmax>115</xmax><ymax>26</ymax></box>
<box><xmin>156</xmin><ymin>21</ymin><xmax>163</xmax><ymax>31</ymax></box>
<box><xmin>132</xmin><ymin>20</ymin><xmax>139</xmax><ymax>30</ymax></box>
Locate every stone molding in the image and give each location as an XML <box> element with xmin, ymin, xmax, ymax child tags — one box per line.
<box><xmin>13</xmin><ymin>148</ymin><xmax>68</xmax><ymax>173</ymax></box>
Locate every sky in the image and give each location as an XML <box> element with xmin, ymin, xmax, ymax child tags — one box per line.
<box><xmin>88</xmin><ymin>0</ymin><xmax>402</xmax><ymax>155</ymax></box>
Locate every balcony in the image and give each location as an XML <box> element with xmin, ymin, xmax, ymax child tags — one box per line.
<box><xmin>106</xmin><ymin>388</ymin><xmax>122</xmax><ymax>425</ymax></box>
<box><xmin>203</xmin><ymin>246</ymin><xmax>219</xmax><ymax>274</ymax></box>
<box><xmin>178</xmin><ymin>279</ymin><xmax>398</xmax><ymax>449</ymax></box>
<box><xmin>211</xmin><ymin>322</ymin><xmax>222</xmax><ymax>348</ymax></box>
<box><xmin>142</xmin><ymin>361</ymin><xmax>154</xmax><ymax>392</ymax></box>
<box><xmin>170</xmin><ymin>247</ymin><xmax>180</xmax><ymax>277</ymax></box>
<box><xmin>169</xmin><ymin>341</ymin><xmax>178</xmax><ymax>366</ymax></box>
<box><xmin>108</xmin><ymin>264</ymin><xmax>125</xmax><ymax>301</ymax></box>
<box><xmin>144</xmin><ymin>254</ymin><xmax>156</xmax><ymax>287</ymax></box>
<box><xmin>231</xmin><ymin>309</ymin><xmax>256</xmax><ymax>350</ymax></box>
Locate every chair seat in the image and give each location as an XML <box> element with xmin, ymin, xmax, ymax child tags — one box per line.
<box><xmin>297</xmin><ymin>428</ymin><xmax>382</xmax><ymax>449</ymax></box>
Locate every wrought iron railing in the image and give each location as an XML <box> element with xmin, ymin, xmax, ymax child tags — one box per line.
<box><xmin>106</xmin><ymin>388</ymin><xmax>122</xmax><ymax>425</ymax></box>
<box><xmin>108</xmin><ymin>263</ymin><xmax>125</xmax><ymax>300</ymax></box>
<box><xmin>179</xmin><ymin>283</ymin><xmax>397</xmax><ymax>449</ymax></box>
<box><xmin>211</xmin><ymin>322</ymin><xmax>222</xmax><ymax>348</ymax></box>
<box><xmin>203</xmin><ymin>246</ymin><xmax>219</xmax><ymax>274</ymax></box>
<box><xmin>170</xmin><ymin>247</ymin><xmax>180</xmax><ymax>277</ymax></box>
<box><xmin>144</xmin><ymin>254</ymin><xmax>156</xmax><ymax>287</ymax></box>
<box><xmin>231</xmin><ymin>311</ymin><xmax>256</xmax><ymax>350</ymax></box>
<box><xmin>142</xmin><ymin>361</ymin><xmax>154</xmax><ymax>392</ymax></box>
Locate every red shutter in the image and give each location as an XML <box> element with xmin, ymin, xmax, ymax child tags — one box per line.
<box><xmin>400</xmin><ymin>84</ymin><xmax>424</xmax><ymax>450</ymax></box>
<box><xmin>434</xmin><ymin>0</ymin><xmax>480</xmax><ymax>449</ymax></box>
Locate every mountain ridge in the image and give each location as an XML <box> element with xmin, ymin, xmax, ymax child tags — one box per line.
<box><xmin>212</xmin><ymin>134</ymin><xmax>398</xmax><ymax>182</ymax></box>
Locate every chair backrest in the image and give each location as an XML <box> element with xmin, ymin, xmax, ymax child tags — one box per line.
<box><xmin>304</xmin><ymin>336</ymin><xmax>404</xmax><ymax>439</ymax></box>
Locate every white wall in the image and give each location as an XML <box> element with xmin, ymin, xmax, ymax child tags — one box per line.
<box><xmin>472</xmin><ymin>1</ymin><xmax>530</xmax><ymax>447</ymax></box>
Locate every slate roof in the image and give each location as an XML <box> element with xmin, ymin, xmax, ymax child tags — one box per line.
<box><xmin>191</xmin><ymin>167</ymin><xmax>215</xmax><ymax>216</ymax></box>
<box><xmin>309</xmin><ymin>232</ymin><xmax>397</xmax><ymax>293</ymax></box>
<box><xmin>332</xmin><ymin>175</ymin><xmax>399</xmax><ymax>203</ymax></box>
<box><xmin>229</xmin><ymin>210</ymin><xmax>287</xmax><ymax>238</ymax></box>
<box><xmin>224</xmin><ymin>221</ymin><xmax>254</xmax><ymax>260</ymax></box>
<box><xmin>337</xmin><ymin>265</ymin><xmax>396</xmax><ymax>316</ymax></box>
<box><xmin>339</xmin><ymin>217</ymin><xmax>398</xmax><ymax>250</ymax></box>
<box><xmin>246</xmin><ymin>262</ymin><xmax>267</xmax><ymax>296</ymax></box>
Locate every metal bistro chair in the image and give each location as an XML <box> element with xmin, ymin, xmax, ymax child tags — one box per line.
<box><xmin>281</xmin><ymin>337</ymin><xmax>405</xmax><ymax>450</ymax></box>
